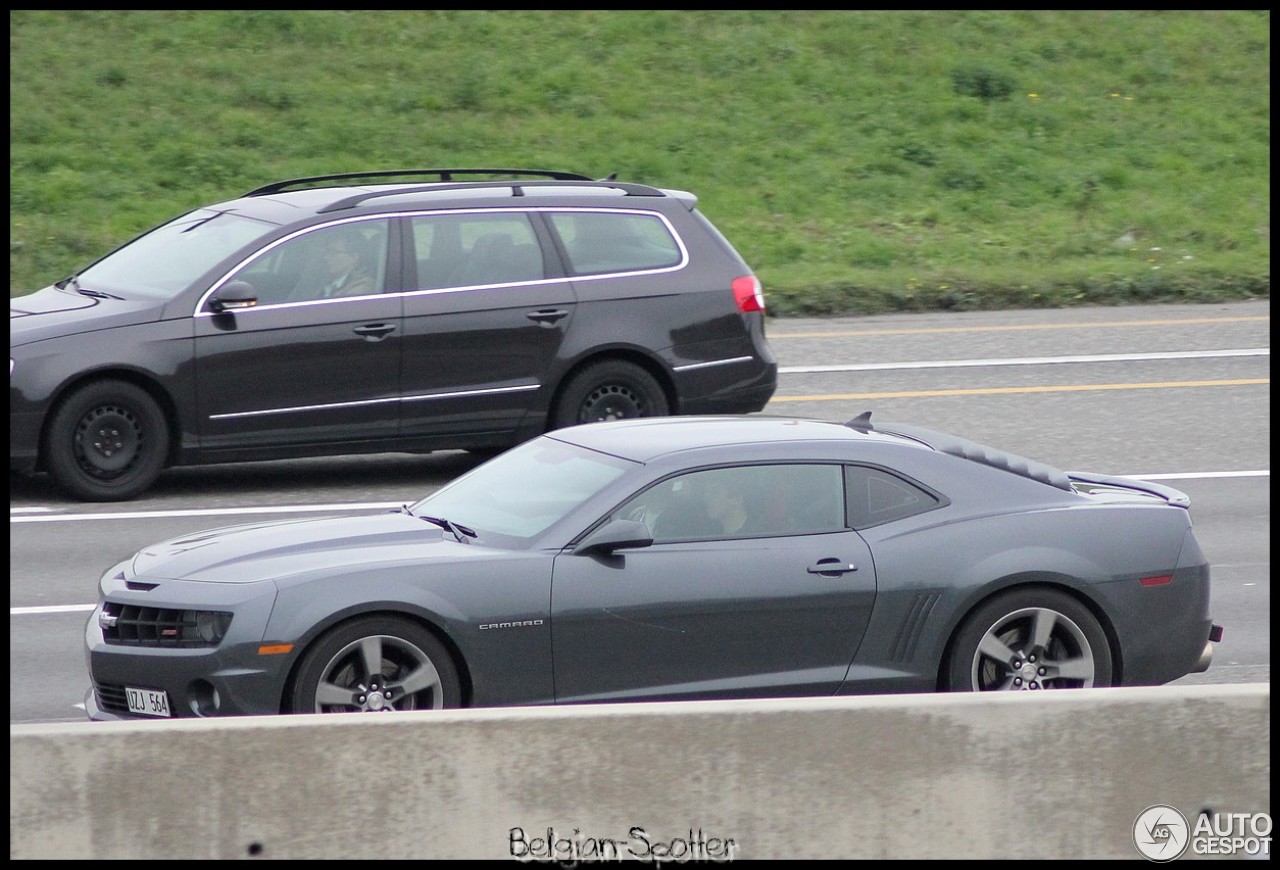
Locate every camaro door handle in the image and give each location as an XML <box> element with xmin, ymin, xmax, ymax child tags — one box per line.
<box><xmin>525</xmin><ymin>308</ymin><xmax>569</xmax><ymax>325</ymax></box>
<box><xmin>807</xmin><ymin>558</ymin><xmax>858</xmax><ymax>576</ymax></box>
<box><xmin>353</xmin><ymin>323</ymin><xmax>397</xmax><ymax>341</ymax></box>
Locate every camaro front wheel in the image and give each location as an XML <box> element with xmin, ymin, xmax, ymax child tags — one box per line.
<box><xmin>944</xmin><ymin>588</ymin><xmax>1113</xmax><ymax>691</ymax></box>
<box><xmin>289</xmin><ymin>616</ymin><xmax>461</xmax><ymax>713</ymax></box>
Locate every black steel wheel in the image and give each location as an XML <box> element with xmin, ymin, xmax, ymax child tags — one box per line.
<box><xmin>43</xmin><ymin>379</ymin><xmax>169</xmax><ymax>502</ymax></box>
<box><xmin>944</xmin><ymin>587</ymin><xmax>1113</xmax><ymax>691</ymax></box>
<box><xmin>289</xmin><ymin>616</ymin><xmax>461</xmax><ymax>713</ymax></box>
<box><xmin>552</xmin><ymin>360</ymin><xmax>668</xmax><ymax>428</ymax></box>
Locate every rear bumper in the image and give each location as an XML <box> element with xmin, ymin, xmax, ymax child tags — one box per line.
<box><xmin>1190</xmin><ymin>624</ymin><xmax>1226</xmax><ymax>674</ymax></box>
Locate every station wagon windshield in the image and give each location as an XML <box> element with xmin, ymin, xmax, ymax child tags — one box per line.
<box><xmin>73</xmin><ymin>209</ymin><xmax>279</xmax><ymax>299</ymax></box>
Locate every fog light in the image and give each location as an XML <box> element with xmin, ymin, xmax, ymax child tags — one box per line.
<box><xmin>188</xmin><ymin>680</ymin><xmax>222</xmax><ymax>717</ymax></box>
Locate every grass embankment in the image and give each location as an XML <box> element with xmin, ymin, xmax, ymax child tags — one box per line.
<box><xmin>9</xmin><ymin>10</ymin><xmax>1270</xmax><ymax>316</ymax></box>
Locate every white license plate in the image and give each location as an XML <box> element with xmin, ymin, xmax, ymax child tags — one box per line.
<box><xmin>125</xmin><ymin>686</ymin><xmax>172</xmax><ymax>718</ymax></box>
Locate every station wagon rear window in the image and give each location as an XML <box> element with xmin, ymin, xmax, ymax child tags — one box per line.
<box><xmin>549</xmin><ymin>212</ymin><xmax>681</xmax><ymax>275</ymax></box>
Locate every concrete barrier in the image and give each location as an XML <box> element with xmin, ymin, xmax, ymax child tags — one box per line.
<box><xmin>9</xmin><ymin>683</ymin><xmax>1269</xmax><ymax>860</ymax></box>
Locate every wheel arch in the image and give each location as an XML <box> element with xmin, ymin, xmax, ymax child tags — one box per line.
<box><xmin>279</xmin><ymin>606</ymin><xmax>476</xmax><ymax>712</ymax></box>
<box><xmin>545</xmin><ymin>348</ymin><xmax>677</xmax><ymax>429</ymax></box>
<box><xmin>38</xmin><ymin>368</ymin><xmax>184</xmax><ymax>471</ymax></box>
<box><xmin>934</xmin><ymin>575</ymin><xmax>1123</xmax><ymax>690</ymax></box>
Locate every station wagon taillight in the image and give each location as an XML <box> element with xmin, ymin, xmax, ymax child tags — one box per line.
<box><xmin>732</xmin><ymin>275</ymin><xmax>765</xmax><ymax>313</ymax></box>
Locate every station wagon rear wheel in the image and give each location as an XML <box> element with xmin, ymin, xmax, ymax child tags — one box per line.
<box><xmin>945</xmin><ymin>588</ymin><xmax>1113</xmax><ymax>691</ymax></box>
<box><xmin>43</xmin><ymin>379</ymin><xmax>169</xmax><ymax>502</ymax></box>
<box><xmin>290</xmin><ymin>616</ymin><xmax>461</xmax><ymax>713</ymax></box>
<box><xmin>552</xmin><ymin>360</ymin><xmax>668</xmax><ymax>428</ymax></box>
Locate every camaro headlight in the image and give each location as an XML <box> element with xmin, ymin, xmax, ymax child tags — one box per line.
<box><xmin>189</xmin><ymin>610</ymin><xmax>234</xmax><ymax>644</ymax></box>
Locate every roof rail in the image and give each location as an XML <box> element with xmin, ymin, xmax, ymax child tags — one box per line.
<box><xmin>315</xmin><ymin>179</ymin><xmax>667</xmax><ymax>213</ymax></box>
<box><xmin>243</xmin><ymin>168</ymin><xmax>595</xmax><ymax>197</ymax></box>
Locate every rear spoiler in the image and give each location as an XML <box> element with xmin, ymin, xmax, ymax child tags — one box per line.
<box><xmin>1066</xmin><ymin>471</ymin><xmax>1191</xmax><ymax>508</ymax></box>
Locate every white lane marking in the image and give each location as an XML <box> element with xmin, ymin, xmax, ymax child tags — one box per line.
<box><xmin>1126</xmin><ymin>471</ymin><xmax>1270</xmax><ymax>480</ymax></box>
<box><xmin>10</xmin><ymin>502</ymin><xmax>403</xmax><ymax>523</ymax></box>
<box><xmin>778</xmin><ymin>348</ymin><xmax>1269</xmax><ymax>374</ymax></box>
<box><xmin>8</xmin><ymin>473</ymin><xmax>1269</xmax><ymax>525</ymax></box>
<box><xmin>10</xmin><ymin>470</ymin><xmax>1268</xmax><ymax>616</ymax></box>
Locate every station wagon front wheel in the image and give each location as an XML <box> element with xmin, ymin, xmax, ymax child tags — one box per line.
<box><xmin>43</xmin><ymin>379</ymin><xmax>169</xmax><ymax>502</ymax></box>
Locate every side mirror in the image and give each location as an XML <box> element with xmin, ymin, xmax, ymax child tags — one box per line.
<box><xmin>573</xmin><ymin>519</ymin><xmax>653</xmax><ymax>556</ymax></box>
<box><xmin>208</xmin><ymin>281</ymin><xmax>259</xmax><ymax>313</ymax></box>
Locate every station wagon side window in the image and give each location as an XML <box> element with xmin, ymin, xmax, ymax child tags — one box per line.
<box><xmin>549</xmin><ymin>211</ymin><xmax>681</xmax><ymax>276</ymax></box>
<box><xmin>226</xmin><ymin>220</ymin><xmax>390</xmax><ymax>306</ymax></box>
<box><xmin>617</xmin><ymin>463</ymin><xmax>845</xmax><ymax>542</ymax></box>
<box><xmin>844</xmin><ymin>465</ymin><xmax>941</xmax><ymax>529</ymax></box>
<box><xmin>408</xmin><ymin>212</ymin><xmax>545</xmax><ymax>290</ymax></box>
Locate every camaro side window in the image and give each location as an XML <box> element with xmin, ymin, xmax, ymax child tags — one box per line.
<box><xmin>618</xmin><ymin>464</ymin><xmax>844</xmax><ymax>542</ymax></box>
<box><xmin>844</xmin><ymin>465</ymin><xmax>940</xmax><ymax>529</ymax></box>
<box><xmin>228</xmin><ymin>221</ymin><xmax>390</xmax><ymax>305</ymax></box>
<box><xmin>409</xmin><ymin>212</ymin><xmax>545</xmax><ymax>289</ymax></box>
<box><xmin>549</xmin><ymin>211</ymin><xmax>681</xmax><ymax>276</ymax></box>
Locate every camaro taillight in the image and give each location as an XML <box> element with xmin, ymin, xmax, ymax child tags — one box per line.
<box><xmin>731</xmin><ymin>275</ymin><xmax>765</xmax><ymax>313</ymax></box>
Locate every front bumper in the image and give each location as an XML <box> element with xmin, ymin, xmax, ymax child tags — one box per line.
<box><xmin>10</xmin><ymin>407</ymin><xmax>42</xmax><ymax>473</ymax></box>
<box><xmin>83</xmin><ymin>572</ymin><xmax>288</xmax><ymax>720</ymax></box>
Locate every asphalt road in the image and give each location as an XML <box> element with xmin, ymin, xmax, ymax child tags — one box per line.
<box><xmin>9</xmin><ymin>299</ymin><xmax>1270</xmax><ymax>723</ymax></box>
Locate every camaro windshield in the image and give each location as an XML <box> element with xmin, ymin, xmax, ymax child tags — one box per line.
<box><xmin>410</xmin><ymin>437</ymin><xmax>635</xmax><ymax>543</ymax></box>
<box><xmin>74</xmin><ymin>209</ymin><xmax>280</xmax><ymax>299</ymax></box>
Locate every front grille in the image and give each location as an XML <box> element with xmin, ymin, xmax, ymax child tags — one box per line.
<box><xmin>100</xmin><ymin>601</ymin><xmax>232</xmax><ymax>647</ymax></box>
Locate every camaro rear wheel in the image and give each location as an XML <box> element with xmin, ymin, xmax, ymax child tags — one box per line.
<box><xmin>552</xmin><ymin>360</ymin><xmax>668</xmax><ymax>428</ymax></box>
<box><xmin>945</xmin><ymin>588</ymin><xmax>1113</xmax><ymax>691</ymax></box>
<box><xmin>43</xmin><ymin>379</ymin><xmax>169</xmax><ymax>502</ymax></box>
<box><xmin>290</xmin><ymin>616</ymin><xmax>461</xmax><ymax>713</ymax></box>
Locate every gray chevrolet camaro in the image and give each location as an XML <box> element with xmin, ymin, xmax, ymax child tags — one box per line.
<box><xmin>83</xmin><ymin>413</ymin><xmax>1222</xmax><ymax>720</ymax></box>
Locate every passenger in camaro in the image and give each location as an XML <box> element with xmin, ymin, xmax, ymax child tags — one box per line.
<box><xmin>697</xmin><ymin>475</ymin><xmax>756</xmax><ymax>535</ymax></box>
<box><xmin>657</xmin><ymin>472</ymin><xmax>769</xmax><ymax>538</ymax></box>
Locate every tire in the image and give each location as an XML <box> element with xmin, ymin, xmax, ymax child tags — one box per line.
<box><xmin>43</xmin><ymin>379</ymin><xmax>169</xmax><ymax>502</ymax></box>
<box><xmin>289</xmin><ymin>616</ymin><xmax>461</xmax><ymax>713</ymax></box>
<box><xmin>943</xmin><ymin>587</ymin><xmax>1113</xmax><ymax>692</ymax></box>
<box><xmin>552</xmin><ymin>360</ymin><xmax>669</xmax><ymax>429</ymax></box>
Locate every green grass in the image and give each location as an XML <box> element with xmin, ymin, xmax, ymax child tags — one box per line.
<box><xmin>9</xmin><ymin>10</ymin><xmax>1270</xmax><ymax>316</ymax></box>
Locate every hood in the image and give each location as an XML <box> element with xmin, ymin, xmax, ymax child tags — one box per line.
<box><xmin>128</xmin><ymin>512</ymin><xmax>474</xmax><ymax>584</ymax></box>
<box><xmin>10</xmin><ymin>285</ymin><xmax>165</xmax><ymax>346</ymax></box>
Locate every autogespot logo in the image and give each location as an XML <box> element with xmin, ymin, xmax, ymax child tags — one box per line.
<box><xmin>1134</xmin><ymin>805</ymin><xmax>1190</xmax><ymax>862</ymax></box>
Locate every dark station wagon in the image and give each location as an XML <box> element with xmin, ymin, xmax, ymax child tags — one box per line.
<box><xmin>10</xmin><ymin>168</ymin><xmax>777</xmax><ymax>501</ymax></box>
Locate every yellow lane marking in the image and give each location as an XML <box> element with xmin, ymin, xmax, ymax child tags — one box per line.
<box><xmin>769</xmin><ymin>378</ymin><xmax>1270</xmax><ymax>402</ymax></box>
<box><xmin>768</xmin><ymin>316</ymin><xmax>1269</xmax><ymax>339</ymax></box>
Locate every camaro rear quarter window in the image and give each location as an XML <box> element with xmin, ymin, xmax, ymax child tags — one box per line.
<box><xmin>845</xmin><ymin>465</ymin><xmax>940</xmax><ymax>529</ymax></box>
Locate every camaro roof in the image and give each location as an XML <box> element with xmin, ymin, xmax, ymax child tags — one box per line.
<box><xmin>548</xmin><ymin>415</ymin><xmax>919</xmax><ymax>462</ymax></box>
<box><xmin>551</xmin><ymin>413</ymin><xmax>1075</xmax><ymax>491</ymax></box>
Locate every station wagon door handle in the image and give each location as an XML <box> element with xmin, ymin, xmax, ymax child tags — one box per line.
<box><xmin>525</xmin><ymin>308</ymin><xmax>569</xmax><ymax>325</ymax></box>
<box><xmin>807</xmin><ymin>559</ymin><xmax>858</xmax><ymax>576</ymax></box>
<box><xmin>352</xmin><ymin>323</ymin><xmax>397</xmax><ymax>341</ymax></box>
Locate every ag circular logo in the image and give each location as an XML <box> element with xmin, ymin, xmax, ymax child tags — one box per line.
<box><xmin>1134</xmin><ymin>805</ymin><xmax>1190</xmax><ymax>861</ymax></box>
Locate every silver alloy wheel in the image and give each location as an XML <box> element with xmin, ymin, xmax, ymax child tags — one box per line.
<box><xmin>312</xmin><ymin>633</ymin><xmax>446</xmax><ymax>712</ymax></box>
<box><xmin>969</xmin><ymin>606</ymin><xmax>1096</xmax><ymax>690</ymax></box>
